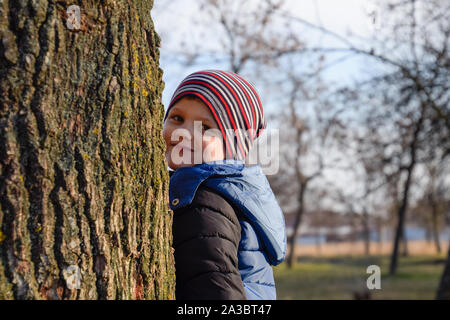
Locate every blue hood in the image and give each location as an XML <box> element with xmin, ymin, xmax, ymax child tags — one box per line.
<box><xmin>168</xmin><ymin>159</ymin><xmax>286</xmax><ymax>266</ymax></box>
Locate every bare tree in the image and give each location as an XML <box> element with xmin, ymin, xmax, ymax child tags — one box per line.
<box><xmin>300</xmin><ymin>0</ymin><xmax>450</xmax><ymax>275</ymax></box>
<box><xmin>270</xmin><ymin>67</ymin><xmax>334</xmax><ymax>268</ymax></box>
<box><xmin>156</xmin><ymin>0</ymin><xmax>303</xmax><ymax>76</ymax></box>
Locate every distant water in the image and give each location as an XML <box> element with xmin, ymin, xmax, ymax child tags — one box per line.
<box><xmin>398</xmin><ymin>226</ymin><xmax>450</xmax><ymax>241</ymax></box>
<box><xmin>297</xmin><ymin>226</ymin><xmax>450</xmax><ymax>245</ymax></box>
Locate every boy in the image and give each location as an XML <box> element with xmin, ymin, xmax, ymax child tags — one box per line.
<box><xmin>163</xmin><ymin>70</ymin><xmax>286</xmax><ymax>300</ymax></box>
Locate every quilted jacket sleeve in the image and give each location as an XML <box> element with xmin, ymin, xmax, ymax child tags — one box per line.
<box><xmin>172</xmin><ymin>186</ymin><xmax>246</xmax><ymax>300</ymax></box>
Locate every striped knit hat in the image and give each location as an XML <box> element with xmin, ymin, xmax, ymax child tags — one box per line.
<box><xmin>163</xmin><ymin>70</ymin><xmax>266</xmax><ymax>161</ymax></box>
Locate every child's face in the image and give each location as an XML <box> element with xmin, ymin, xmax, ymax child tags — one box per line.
<box><xmin>163</xmin><ymin>97</ymin><xmax>226</xmax><ymax>170</ymax></box>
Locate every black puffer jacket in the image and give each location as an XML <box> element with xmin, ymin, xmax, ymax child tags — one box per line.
<box><xmin>172</xmin><ymin>183</ymin><xmax>247</xmax><ymax>300</ymax></box>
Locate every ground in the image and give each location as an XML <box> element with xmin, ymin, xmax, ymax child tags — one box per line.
<box><xmin>274</xmin><ymin>242</ymin><xmax>447</xmax><ymax>299</ymax></box>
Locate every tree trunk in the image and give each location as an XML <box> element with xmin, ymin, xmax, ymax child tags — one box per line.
<box><xmin>389</xmin><ymin>106</ymin><xmax>424</xmax><ymax>275</ymax></box>
<box><xmin>430</xmin><ymin>201</ymin><xmax>441</xmax><ymax>254</ymax></box>
<box><xmin>362</xmin><ymin>210</ymin><xmax>370</xmax><ymax>256</ymax></box>
<box><xmin>437</xmin><ymin>241</ymin><xmax>450</xmax><ymax>300</ymax></box>
<box><xmin>425</xmin><ymin>225</ymin><xmax>431</xmax><ymax>243</ymax></box>
<box><xmin>377</xmin><ymin>224</ymin><xmax>382</xmax><ymax>255</ymax></box>
<box><xmin>0</xmin><ymin>0</ymin><xmax>174</xmax><ymax>299</ymax></box>
<box><xmin>315</xmin><ymin>229</ymin><xmax>321</xmax><ymax>256</ymax></box>
<box><xmin>389</xmin><ymin>163</ymin><xmax>414</xmax><ymax>275</ymax></box>
<box><xmin>401</xmin><ymin>224</ymin><xmax>409</xmax><ymax>257</ymax></box>
<box><xmin>286</xmin><ymin>183</ymin><xmax>306</xmax><ymax>268</ymax></box>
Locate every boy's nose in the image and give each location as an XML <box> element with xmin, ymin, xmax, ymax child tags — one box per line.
<box><xmin>171</xmin><ymin>128</ymin><xmax>192</xmax><ymax>145</ymax></box>
<box><xmin>171</xmin><ymin>123</ymin><xmax>203</xmax><ymax>147</ymax></box>
<box><xmin>184</xmin><ymin>121</ymin><xmax>205</xmax><ymax>137</ymax></box>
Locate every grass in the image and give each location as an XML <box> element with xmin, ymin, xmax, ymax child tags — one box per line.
<box><xmin>274</xmin><ymin>254</ymin><xmax>447</xmax><ymax>299</ymax></box>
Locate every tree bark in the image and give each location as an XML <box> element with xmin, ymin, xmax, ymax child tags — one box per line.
<box><xmin>430</xmin><ymin>197</ymin><xmax>442</xmax><ymax>254</ymax></box>
<box><xmin>286</xmin><ymin>182</ymin><xmax>305</xmax><ymax>268</ymax></box>
<box><xmin>362</xmin><ymin>209</ymin><xmax>370</xmax><ymax>256</ymax></box>
<box><xmin>389</xmin><ymin>106</ymin><xmax>424</xmax><ymax>275</ymax></box>
<box><xmin>437</xmin><ymin>241</ymin><xmax>450</xmax><ymax>300</ymax></box>
<box><xmin>401</xmin><ymin>224</ymin><xmax>409</xmax><ymax>257</ymax></box>
<box><xmin>0</xmin><ymin>0</ymin><xmax>174</xmax><ymax>299</ymax></box>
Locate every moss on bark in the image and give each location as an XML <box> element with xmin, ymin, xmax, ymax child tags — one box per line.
<box><xmin>0</xmin><ymin>0</ymin><xmax>174</xmax><ymax>299</ymax></box>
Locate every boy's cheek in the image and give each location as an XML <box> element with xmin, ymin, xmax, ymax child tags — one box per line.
<box><xmin>202</xmin><ymin>139</ymin><xmax>225</xmax><ymax>161</ymax></box>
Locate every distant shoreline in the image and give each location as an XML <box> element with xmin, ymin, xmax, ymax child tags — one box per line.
<box><xmin>291</xmin><ymin>240</ymin><xmax>449</xmax><ymax>257</ymax></box>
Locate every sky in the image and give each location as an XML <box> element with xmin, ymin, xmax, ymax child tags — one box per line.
<box><xmin>152</xmin><ymin>0</ymin><xmax>377</xmax><ymax>107</ymax></box>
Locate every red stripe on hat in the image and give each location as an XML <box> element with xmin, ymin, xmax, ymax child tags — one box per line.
<box><xmin>230</xmin><ymin>73</ymin><xmax>264</xmax><ymax>138</ymax></box>
<box><xmin>232</xmin><ymin>72</ymin><xmax>266</xmax><ymax>138</ymax></box>
<box><xmin>199</xmin><ymin>71</ymin><xmax>251</xmax><ymax>132</ymax></box>
<box><xmin>232</xmin><ymin>72</ymin><xmax>264</xmax><ymax>118</ymax></box>
<box><xmin>218</xmin><ymin>70</ymin><xmax>257</xmax><ymax>141</ymax></box>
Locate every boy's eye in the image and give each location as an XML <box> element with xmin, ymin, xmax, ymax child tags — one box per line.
<box><xmin>172</xmin><ymin>115</ymin><xmax>183</xmax><ymax>122</ymax></box>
